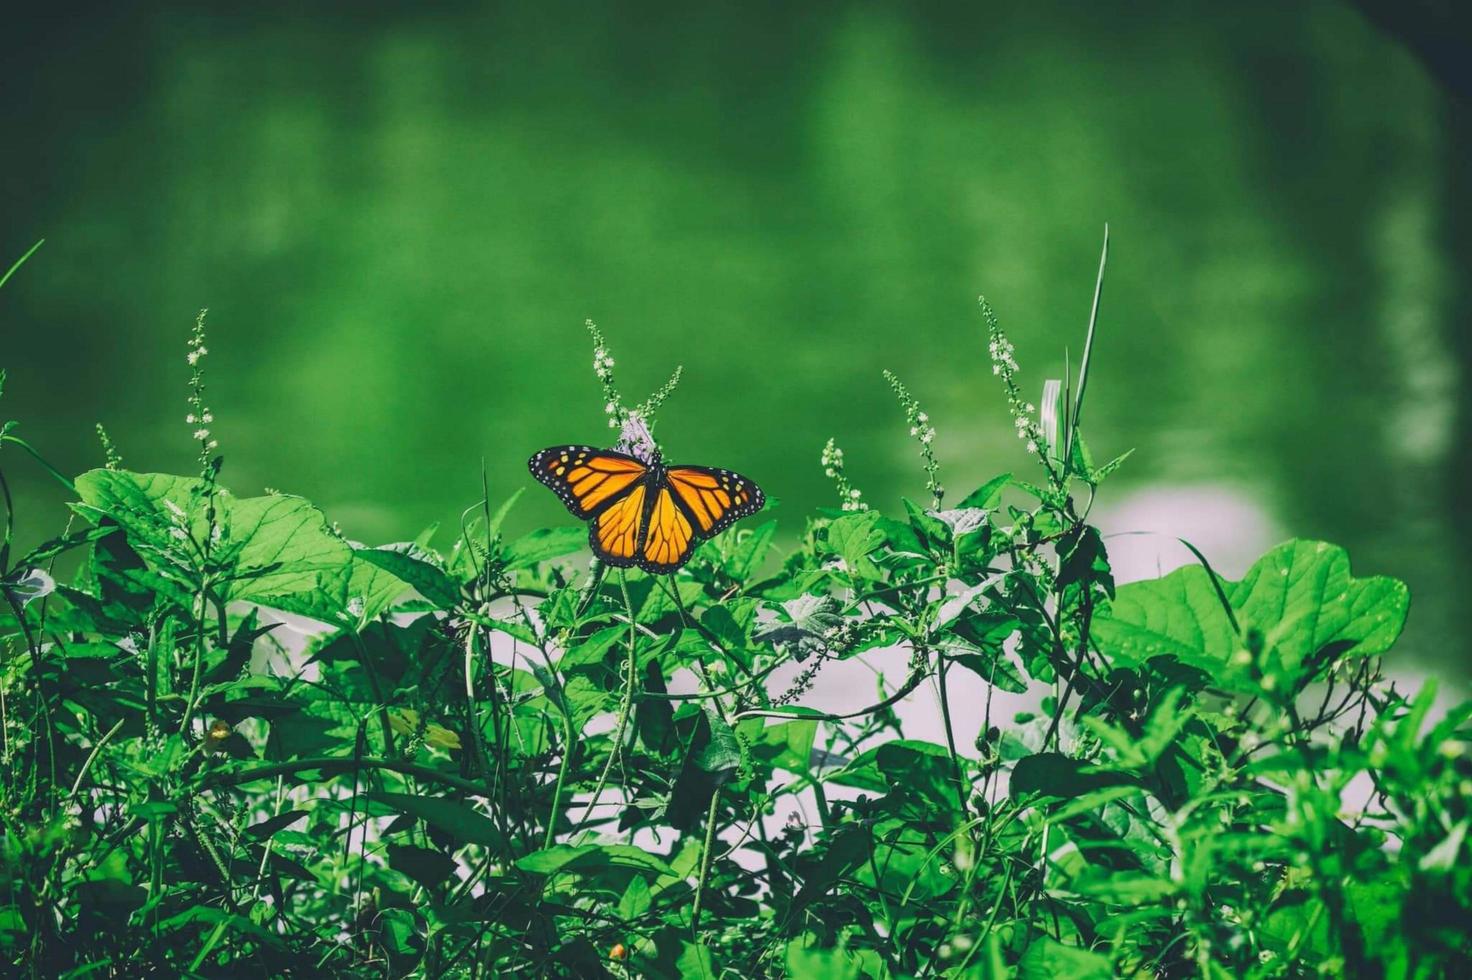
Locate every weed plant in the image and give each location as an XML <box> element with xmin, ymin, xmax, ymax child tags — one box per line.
<box><xmin>1</xmin><ymin>238</ymin><xmax>1468</xmax><ymax>977</ymax></box>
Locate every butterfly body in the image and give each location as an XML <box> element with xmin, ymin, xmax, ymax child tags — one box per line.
<box><xmin>528</xmin><ymin>444</ymin><xmax>764</xmax><ymax>573</ymax></box>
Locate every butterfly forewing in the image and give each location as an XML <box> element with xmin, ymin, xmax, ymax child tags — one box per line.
<box><xmin>665</xmin><ymin>466</ymin><xmax>765</xmax><ymax>536</ymax></box>
<box><xmin>528</xmin><ymin>445</ymin><xmax>648</xmax><ymax>519</ymax></box>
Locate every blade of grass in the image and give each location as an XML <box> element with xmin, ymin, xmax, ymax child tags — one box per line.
<box><xmin>1064</xmin><ymin>225</ymin><xmax>1108</xmax><ymax>464</ymax></box>
<box><xmin>0</xmin><ymin>239</ymin><xmax>44</xmax><ymax>291</ymax></box>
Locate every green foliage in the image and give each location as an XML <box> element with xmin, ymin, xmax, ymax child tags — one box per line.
<box><xmin>1</xmin><ymin>266</ymin><xmax>1469</xmax><ymax>978</ymax></box>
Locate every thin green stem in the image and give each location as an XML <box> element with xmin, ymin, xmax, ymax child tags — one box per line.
<box><xmin>67</xmin><ymin>718</ymin><xmax>124</xmax><ymax>800</ymax></box>
<box><xmin>691</xmin><ymin>786</ymin><xmax>722</xmax><ymax>934</ymax></box>
<box><xmin>577</xmin><ymin>569</ymin><xmax>639</xmax><ymax>835</ymax></box>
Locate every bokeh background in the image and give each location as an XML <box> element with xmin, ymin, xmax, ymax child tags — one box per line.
<box><xmin>2</xmin><ymin>1</ymin><xmax>1469</xmax><ymax>683</ymax></box>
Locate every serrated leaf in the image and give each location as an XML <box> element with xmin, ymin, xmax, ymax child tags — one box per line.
<box><xmin>357</xmin><ymin>547</ymin><xmax>460</xmax><ymax>609</ymax></box>
<box><xmin>1093</xmin><ymin>540</ymin><xmax>1408</xmax><ymax>685</ymax></box>
<box><xmin>502</xmin><ymin>526</ymin><xmax>585</xmax><ymax>569</ymax></box>
<box><xmin>73</xmin><ymin>470</ymin><xmax>351</xmax><ymax>605</ymax></box>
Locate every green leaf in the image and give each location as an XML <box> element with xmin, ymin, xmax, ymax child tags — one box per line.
<box><xmin>727</xmin><ymin>519</ymin><xmax>776</xmax><ymax>580</ymax></box>
<box><xmin>242</xmin><ymin>810</ymin><xmax>308</xmax><ymax>841</ymax></box>
<box><xmin>694</xmin><ymin>709</ymin><xmax>743</xmax><ymax>775</ymax></box>
<box><xmin>1010</xmin><ymin>752</ymin><xmax>1135</xmax><ymax>800</ymax></box>
<box><xmin>1419</xmin><ymin>819</ymin><xmax>1467</xmax><ymax>874</ymax></box>
<box><xmin>367</xmin><ymin>792</ymin><xmax>506</xmax><ymax>850</ymax></box>
<box><xmin>959</xmin><ymin>473</ymin><xmax>1011</xmax><ymax>510</ymax></box>
<box><xmin>267</xmin><ymin>551</ymin><xmax>414</xmax><ymax>624</ymax></box>
<box><xmin>1056</xmin><ymin>524</ymin><xmax>1113</xmax><ymax>598</ymax></box>
<box><xmin>825</xmin><ymin>511</ymin><xmax>884</xmax><ymax>568</ymax></box>
<box><xmin>73</xmin><ymin>470</ymin><xmax>352</xmax><ymax>605</ymax></box>
<box><xmin>748</xmin><ymin>717</ymin><xmax>819</xmax><ymax>773</ymax></box>
<box><xmin>388</xmin><ymin>844</ymin><xmax>459</xmax><ymax>889</ymax></box>
<box><xmin>502</xmin><ymin>526</ymin><xmax>585</xmax><ymax>569</ymax></box>
<box><xmin>676</xmin><ymin>941</ymin><xmax>717</xmax><ymax>979</ymax></box>
<box><xmin>1093</xmin><ymin>540</ymin><xmax>1408</xmax><ymax>685</ymax></box>
<box><xmin>226</xmin><ymin>493</ymin><xmax>353</xmax><ymax>601</ymax></box>
<box><xmin>356</xmin><ymin>548</ymin><xmax>460</xmax><ymax>609</ymax></box>
<box><xmin>560</xmin><ymin>625</ymin><xmax>626</xmax><ymax>668</ymax></box>
<box><xmin>785</xmin><ymin>939</ymin><xmax>862</xmax><ymax>980</ymax></box>
<box><xmin>876</xmin><ymin>739</ymin><xmax>961</xmax><ymax>816</ymax></box>
<box><xmin>700</xmin><ymin>605</ymin><xmax>748</xmax><ymax>652</ymax></box>
<box><xmin>1019</xmin><ymin>938</ymin><xmax>1112</xmax><ymax>980</ymax></box>
<box><xmin>515</xmin><ymin>843</ymin><xmax>675</xmax><ymax>878</ymax></box>
<box><xmin>617</xmin><ymin>876</ymin><xmax>652</xmax><ymax>919</ymax></box>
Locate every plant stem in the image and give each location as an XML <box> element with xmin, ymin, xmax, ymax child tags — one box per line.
<box><xmin>578</xmin><ymin>569</ymin><xmax>639</xmax><ymax>834</ymax></box>
<box><xmin>691</xmin><ymin>786</ymin><xmax>722</xmax><ymax>934</ymax></box>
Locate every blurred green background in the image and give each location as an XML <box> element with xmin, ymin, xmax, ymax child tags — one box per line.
<box><xmin>2</xmin><ymin>2</ymin><xmax>1469</xmax><ymax>680</ymax></box>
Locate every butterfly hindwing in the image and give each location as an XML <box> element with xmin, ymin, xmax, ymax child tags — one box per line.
<box><xmin>640</xmin><ymin>485</ymin><xmax>696</xmax><ymax>573</ymax></box>
<box><xmin>664</xmin><ymin>465</ymin><xmax>766</xmax><ymax>537</ymax></box>
<box><xmin>591</xmin><ymin>480</ymin><xmax>647</xmax><ymax>567</ymax></box>
<box><xmin>528</xmin><ymin>445</ymin><xmax>648</xmax><ymax>520</ymax></box>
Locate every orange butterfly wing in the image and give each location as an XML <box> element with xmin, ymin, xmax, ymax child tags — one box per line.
<box><xmin>641</xmin><ymin>465</ymin><xmax>765</xmax><ymax>571</ymax></box>
<box><xmin>640</xmin><ymin>485</ymin><xmax>696</xmax><ymax>573</ymax></box>
<box><xmin>528</xmin><ymin>446</ymin><xmax>648</xmax><ymax>519</ymax></box>
<box><xmin>664</xmin><ymin>466</ymin><xmax>765</xmax><ymax>537</ymax></box>
<box><xmin>592</xmin><ymin>481</ymin><xmax>648</xmax><ymax>566</ymax></box>
<box><xmin>529</xmin><ymin>448</ymin><xmax>764</xmax><ymax>573</ymax></box>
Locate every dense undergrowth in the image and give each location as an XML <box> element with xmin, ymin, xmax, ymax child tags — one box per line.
<box><xmin>2</xmin><ymin>241</ymin><xmax>1469</xmax><ymax>978</ymax></box>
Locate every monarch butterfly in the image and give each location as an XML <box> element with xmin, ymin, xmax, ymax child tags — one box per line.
<box><xmin>528</xmin><ymin>445</ymin><xmax>765</xmax><ymax>573</ymax></box>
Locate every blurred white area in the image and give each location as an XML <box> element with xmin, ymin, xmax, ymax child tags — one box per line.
<box><xmin>1092</xmin><ymin>482</ymin><xmax>1280</xmax><ymax>582</ymax></box>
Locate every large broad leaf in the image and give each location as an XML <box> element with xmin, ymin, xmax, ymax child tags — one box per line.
<box><xmin>368</xmin><ymin>792</ymin><xmax>506</xmax><ymax>850</ymax></box>
<box><xmin>1093</xmin><ymin>540</ymin><xmax>1408</xmax><ymax>682</ymax></box>
<box><xmin>739</xmin><ymin>715</ymin><xmax>819</xmax><ymax>774</ymax></box>
<box><xmin>830</xmin><ymin>740</ymin><xmax>960</xmax><ymax>816</ymax></box>
<box><xmin>502</xmin><ymin>527</ymin><xmax>585</xmax><ymax>569</ymax></box>
<box><xmin>1010</xmin><ymin>752</ymin><xmax>1136</xmax><ymax>800</ymax></box>
<box><xmin>515</xmin><ymin>843</ymin><xmax>675</xmax><ymax>878</ymax></box>
<box><xmin>261</xmin><ymin>551</ymin><xmax>415</xmax><ymax>625</ymax></box>
<box><xmin>74</xmin><ymin>470</ymin><xmax>351</xmax><ymax>605</ymax></box>
<box><xmin>226</xmin><ymin>493</ymin><xmax>353</xmax><ymax>600</ymax></box>
<box><xmin>1019</xmin><ymin>938</ymin><xmax>1113</xmax><ymax>979</ymax></box>
<box><xmin>356</xmin><ymin>547</ymin><xmax>460</xmax><ymax>609</ymax></box>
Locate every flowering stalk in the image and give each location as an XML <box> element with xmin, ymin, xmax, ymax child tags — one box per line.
<box><xmin>587</xmin><ymin>319</ymin><xmax>627</xmax><ymax>431</ymax></box>
<box><xmin>820</xmin><ymin>438</ymin><xmax>867</xmax><ymax>512</ymax></box>
<box><xmin>588</xmin><ymin>319</ymin><xmax>682</xmax><ymax>461</ymax></box>
<box><xmin>95</xmin><ymin>423</ymin><xmax>122</xmax><ymax>470</ymax></box>
<box><xmin>883</xmin><ymin>371</ymin><xmax>943</xmax><ymax>508</ymax></box>
<box><xmin>185</xmin><ymin>309</ymin><xmax>218</xmax><ymax>477</ymax></box>
<box><xmin>981</xmin><ymin>297</ymin><xmax>1063</xmax><ymax>488</ymax></box>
